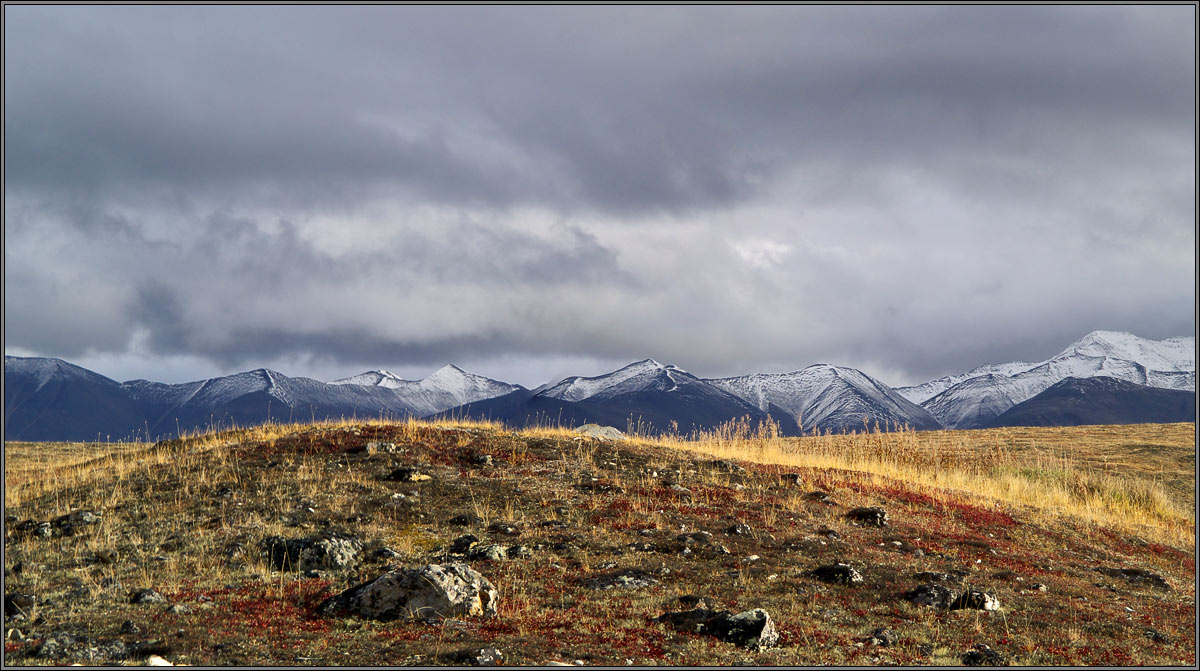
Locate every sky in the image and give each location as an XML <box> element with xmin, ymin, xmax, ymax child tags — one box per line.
<box><xmin>3</xmin><ymin>5</ymin><xmax>1196</xmax><ymax>389</ymax></box>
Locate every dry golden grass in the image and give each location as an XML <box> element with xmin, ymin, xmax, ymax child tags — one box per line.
<box><xmin>647</xmin><ymin>420</ymin><xmax>1195</xmax><ymax>545</ymax></box>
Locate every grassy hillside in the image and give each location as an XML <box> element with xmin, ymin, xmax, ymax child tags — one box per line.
<box><xmin>3</xmin><ymin>420</ymin><xmax>1194</xmax><ymax>666</ymax></box>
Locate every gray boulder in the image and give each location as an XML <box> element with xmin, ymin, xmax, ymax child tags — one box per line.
<box><xmin>904</xmin><ymin>583</ymin><xmax>957</xmax><ymax>609</ymax></box>
<box><xmin>319</xmin><ymin>562</ymin><xmax>498</xmax><ymax>621</ymax></box>
<box><xmin>262</xmin><ymin>531</ymin><xmax>362</xmax><ymax>572</ymax></box>
<box><xmin>574</xmin><ymin>424</ymin><xmax>626</xmax><ymax>440</ymax></box>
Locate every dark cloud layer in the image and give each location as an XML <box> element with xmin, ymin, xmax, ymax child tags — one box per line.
<box><xmin>4</xmin><ymin>5</ymin><xmax>1194</xmax><ymax>387</ymax></box>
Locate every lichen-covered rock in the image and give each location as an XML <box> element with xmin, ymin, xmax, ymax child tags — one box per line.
<box><xmin>318</xmin><ymin>562</ymin><xmax>498</xmax><ymax>621</ymax></box>
<box><xmin>129</xmin><ymin>589</ymin><xmax>167</xmax><ymax>605</ymax></box>
<box><xmin>574</xmin><ymin>424</ymin><xmax>626</xmax><ymax>440</ymax></box>
<box><xmin>903</xmin><ymin>583</ymin><xmax>958</xmax><ymax>608</ymax></box>
<box><xmin>262</xmin><ymin>531</ymin><xmax>362</xmax><ymax>572</ymax></box>
<box><xmin>654</xmin><ymin>607</ymin><xmax>778</xmax><ymax>650</ymax></box>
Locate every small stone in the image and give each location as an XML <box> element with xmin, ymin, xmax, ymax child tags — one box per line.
<box><xmin>119</xmin><ymin>620</ymin><xmax>141</xmax><ymax>635</ymax></box>
<box><xmin>385</xmin><ymin>467</ymin><xmax>431</xmax><ymax>482</ymax></box>
<box><xmin>863</xmin><ymin>627</ymin><xmax>897</xmax><ymax>647</ymax></box>
<box><xmin>448</xmin><ymin>514</ymin><xmax>484</xmax><ymax>527</ymax></box>
<box><xmin>725</xmin><ymin>524</ymin><xmax>752</xmax><ymax>536</ymax></box>
<box><xmin>1144</xmin><ymin>628</ymin><xmax>1172</xmax><ymax>644</ymax></box>
<box><xmin>468</xmin><ymin>544</ymin><xmax>508</xmax><ymax>562</ymax></box>
<box><xmin>449</xmin><ymin>535</ymin><xmax>481</xmax><ymax>555</ymax></box>
<box><xmin>809</xmin><ymin>563</ymin><xmax>863</xmax><ymax>585</ymax></box>
<box><xmin>449</xmin><ymin>647</ymin><xmax>503</xmax><ymax>665</ymax></box>
<box><xmin>473</xmin><ymin>454</ymin><xmax>494</xmax><ymax>466</ymax></box>
<box><xmin>846</xmin><ymin>507</ymin><xmax>888</xmax><ymax>527</ymax></box>
<box><xmin>130</xmin><ymin>589</ymin><xmax>167</xmax><ymax>605</ymax></box>
<box><xmin>1030</xmin><ymin>583</ymin><xmax>1048</xmax><ymax>592</ymax></box>
<box><xmin>961</xmin><ymin>644</ymin><xmax>1006</xmax><ymax>666</ymax></box>
<box><xmin>817</xmin><ymin>527</ymin><xmax>840</xmax><ymax>539</ymax></box>
<box><xmin>950</xmin><ymin>589</ymin><xmax>1000</xmax><ymax>611</ymax></box>
<box><xmin>164</xmin><ymin>604</ymin><xmax>191</xmax><ymax>615</ymax></box>
<box><xmin>779</xmin><ymin>473</ymin><xmax>802</xmax><ymax>485</ymax></box>
<box><xmin>486</xmin><ymin>522</ymin><xmax>519</xmax><ymax>536</ymax></box>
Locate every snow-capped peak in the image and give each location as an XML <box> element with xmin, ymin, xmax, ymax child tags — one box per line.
<box><xmin>538</xmin><ymin>359</ymin><xmax>691</xmax><ymax>402</ymax></box>
<box><xmin>1056</xmin><ymin>330</ymin><xmax>1194</xmax><ymax>372</ymax></box>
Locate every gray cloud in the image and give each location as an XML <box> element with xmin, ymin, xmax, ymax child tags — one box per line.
<box><xmin>4</xmin><ymin>5</ymin><xmax>1194</xmax><ymax>387</ymax></box>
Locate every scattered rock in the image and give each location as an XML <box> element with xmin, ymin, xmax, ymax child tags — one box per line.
<box><xmin>779</xmin><ymin>473</ymin><xmax>801</xmax><ymax>485</ymax></box>
<box><xmin>654</xmin><ymin>607</ymin><xmax>778</xmax><ymax>650</ymax></box>
<box><xmin>470</xmin><ymin>454</ymin><xmax>494</xmax><ymax>467</ymax></box>
<box><xmin>119</xmin><ymin>620</ymin><xmax>141</xmax><ymax>635</ymax></box>
<box><xmin>1030</xmin><ymin>583</ymin><xmax>1048</xmax><ymax>593</ymax></box>
<box><xmin>51</xmin><ymin>510</ymin><xmax>102</xmax><ymax>536</ymax></box>
<box><xmin>449</xmin><ymin>534</ymin><xmax>481</xmax><ymax>556</ymax></box>
<box><xmin>846</xmin><ymin>507</ymin><xmax>888</xmax><ymax>527</ymax></box>
<box><xmin>129</xmin><ymin>589</ymin><xmax>167</xmax><ymax>605</ymax></box>
<box><xmin>468</xmin><ymin>544</ymin><xmax>508</xmax><ymax>562</ymax></box>
<box><xmin>675</xmin><ymin>531</ymin><xmax>713</xmax><ymax>545</ymax></box>
<box><xmin>708</xmin><ymin>460</ymin><xmax>746</xmax><ymax>475</ymax></box>
<box><xmin>1144</xmin><ymin>627</ymin><xmax>1172</xmax><ymax>644</ymax></box>
<box><xmin>367</xmin><ymin>547</ymin><xmax>400</xmax><ymax>561</ymax></box>
<box><xmin>575</xmin><ymin>424</ymin><xmax>626</xmax><ymax>441</ymax></box>
<box><xmin>262</xmin><ymin>531</ymin><xmax>362</xmax><ymax>572</ymax></box>
<box><xmin>385</xmin><ymin>467</ymin><xmax>431</xmax><ymax>482</ymax></box>
<box><xmin>164</xmin><ymin>604</ymin><xmax>191</xmax><ymax>615</ymax></box>
<box><xmin>725</xmin><ymin>524</ymin><xmax>752</xmax><ymax>536</ymax></box>
<box><xmin>584</xmin><ymin>568</ymin><xmax>660</xmax><ymax>590</ymax></box>
<box><xmin>448</xmin><ymin>513</ymin><xmax>484</xmax><ymax>527</ymax></box>
<box><xmin>961</xmin><ymin>643</ymin><xmax>1007</xmax><ymax>666</ymax></box>
<box><xmin>539</xmin><ymin>520</ymin><xmax>569</xmax><ymax>530</ymax></box>
<box><xmin>903</xmin><ymin>584</ymin><xmax>957</xmax><ymax>609</ymax></box>
<box><xmin>804</xmin><ymin>491</ymin><xmax>833</xmax><ymax>504</ymax></box>
<box><xmin>809</xmin><ymin>563</ymin><xmax>864</xmax><ymax>585</ymax></box>
<box><xmin>1097</xmin><ymin>567</ymin><xmax>1171</xmax><ymax>591</ymax></box>
<box><xmin>817</xmin><ymin>527</ymin><xmax>840</xmax><ymax>540</ymax></box>
<box><xmin>447</xmin><ymin>647</ymin><xmax>504</xmax><ymax>665</ymax></box>
<box><xmin>365</xmin><ymin>441</ymin><xmax>400</xmax><ymax>455</ymax></box>
<box><xmin>318</xmin><ymin>562</ymin><xmax>498</xmax><ymax>621</ymax></box>
<box><xmin>509</xmin><ymin>545</ymin><xmax>533</xmax><ymax>559</ymax></box>
<box><xmin>486</xmin><ymin>522</ymin><xmax>520</xmax><ymax>536</ymax></box>
<box><xmin>675</xmin><ymin>594</ymin><xmax>716</xmax><ymax>610</ymax></box>
<box><xmin>862</xmin><ymin>627</ymin><xmax>897</xmax><ymax>647</ymax></box>
<box><xmin>914</xmin><ymin>571</ymin><xmax>965</xmax><ymax>584</ymax></box>
<box><xmin>669</xmin><ymin>484</ymin><xmax>693</xmax><ymax>499</ymax></box>
<box><xmin>950</xmin><ymin>589</ymin><xmax>1000</xmax><ymax>611</ymax></box>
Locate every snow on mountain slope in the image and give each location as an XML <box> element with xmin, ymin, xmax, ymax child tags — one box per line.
<box><xmin>330</xmin><ymin>369</ymin><xmax>410</xmax><ymax>389</ymax></box>
<box><xmin>920</xmin><ymin>332</ymin><xmax>1196</xmax><ymax>429</ymax></box>
<box><xmin>538</xmin><ymin>359</ymin><xmax>688</xmax><ymax>402</ymax></box>
<box><xmin>895</xmin><ymin>360</ymin><xmax>1037</xmax><ymax>404</ymax></box>
<box><xmin>3</xmin><ymin>355</ymin><xmax>120</xmax><ymax>393</ymax></box>
<box><xmin>331</xmin><ymin>364</ymin><xmax>522</xmax><ymax>416</ymax></box>
<box><xmin>1055</xmin><ymin>330</ymin><xmax>1194</xmax><ymax>372</ymax></box>
<box><xmin>710</xmin><ymin>364</ymin><xmax>942</xmax><ymax>432</ymax></box>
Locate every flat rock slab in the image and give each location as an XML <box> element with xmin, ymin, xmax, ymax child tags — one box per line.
<box><xmin>575</xmin><ymin>424</ymin><xmax>626</xmax><ymax>440</ymax></box>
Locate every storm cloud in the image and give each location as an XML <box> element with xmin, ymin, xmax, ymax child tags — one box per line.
<box><xmin>4</xmin><ymin>5</ymin><xmax>1194</xmax><ymax>387</ymax></box>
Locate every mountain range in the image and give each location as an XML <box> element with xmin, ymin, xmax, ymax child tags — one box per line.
<box><xmin>3</xmin><ymin>330</ymin><xmax>1194</xmax><ymax>442</ymax></box>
